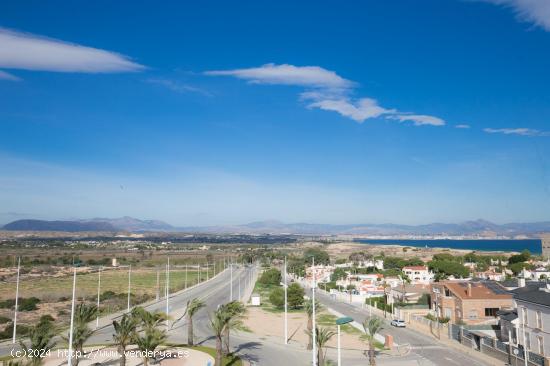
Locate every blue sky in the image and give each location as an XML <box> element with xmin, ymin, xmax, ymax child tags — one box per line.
<box><xmin>1</xmin><ymin>0</ymin><xmax>550</xmax><ymax>226</ymax></box>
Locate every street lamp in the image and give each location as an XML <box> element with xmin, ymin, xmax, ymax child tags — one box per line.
<box><xmin>280</xmin><ymin>256</ymin><xmax>288</xmax><ymax>345</ymax></box>
<box><xmin>336</xmin><ymin>316</ymin><xmax>353</xmax><ymax>366</ymax></box>
<box><xmin>12</xmin><ymin>257</ymin><xmax>20</xmax><ymax>344</ymax></box>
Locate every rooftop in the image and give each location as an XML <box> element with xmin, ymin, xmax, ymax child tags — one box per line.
<box><xmin>439</xmin><ymin>281</ymin><xmax>512</xmax><ymax>300</ymax></box>
<box><xmin>512</xmin><ymin>282</ymin><xmax>550</xmax><ymax>307</ymax></box>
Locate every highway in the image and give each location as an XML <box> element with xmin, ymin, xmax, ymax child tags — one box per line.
<box><xmin>0</xmin><ymin>265</ymin><xmax>311</xmax><ymax>366</ymax></box>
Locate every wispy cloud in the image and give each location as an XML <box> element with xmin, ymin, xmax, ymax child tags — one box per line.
<box><xmin>0</xmin><ymin>69</ymin><xmax>20</xmax><ymax>81</ymax></box>
<box><xmin>388</xmin><ymin>114</ymin><xmax>446</xmax><ymax>127</ymax></box>
<box><xmin>306</xmin><ymin>98</ymin><xmax>393</xmax><ymax>123</ymax></box>
<box><xmin>483</xmin><ymin>127</ymin><xmax>550</xmax><ymax>136</ymax></box>
<box><xmin>455</xmin><ymin>124</ymin><xmax>471</xmax><ymax>129</ymax></box>
<box><xmin>146</xmin><ymin>78</ymin><xmax>212</xmax><ymax>96</ymax></box>
<box><xmin>205</xmin><ymin>63</ymin><xmax>353</xmax><ymax>89</ymax></box>
<box><xmin>206</xmin><ymin>63</ymin><xmax>445</xmax><ymax>127</ymax></box>
<box><xmin>0</xmin><ymin>27</ymin><xmax>145</xmax><ymax>79</ymax></box>
<box><xmin>477</xmin><ymin>0</ymin><xmax>550</xmax><ymax>31</ymax></box>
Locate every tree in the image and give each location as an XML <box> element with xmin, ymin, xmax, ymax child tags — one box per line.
<box><xmin>112</xmin><ymin>314</ymin><xmax>137</xmax><ymax>366</ymax></box>
<box><xmin>306</xmin><ymin>327</ymin><xmax>335</xmax><ymax>366</ymax></box>
<box><xmin>269</xmin><ymin>287</ymin><xmax>285</xmax><ymax>308</ymax></box>
<box><xmin>19</xmin><ymin>317</ymin><xmax>56</xmax><ymax>366</ymax></box>
<box><xmin>304</xmin><ymin>299</ymin><xmax>323</xmax><ymax>350</ymax></box>
<box><xmin>330</xmin><ymin>268</ymin><xmax>347</xmax><ymax>282</ymax></box>
<box><xmin>363</xmin><ymin>317</ymin><xmax>384</xmax><ymax>366</ymax></box>
<box><xmin>287</xmin><ymin>283</ymin><xmax>305</xmax><ymax>309</ymax></box>
<box><xmin>428</xmin><ymin>260</ymin><xmax>469</xmax><ymax>279</ymax></box>
<box><xmin>209</xmin><ymin>306</ymin><xmax>228</xmax><ymax>366</ymax></box>
<box><xmin>303</xmin><ymin>248</ymin><xmax>330</xmax><ymax>265</ymax></box>
<box><xmin>258</xmin><ymin>268</ymin><xmax>282</xmax><ymax>286</ymax></box>
<box><xmin>69</xmin><ymin>303</ymin><xmax>98</xmax><ymax>366</ymax></box>
<box><xmin>132</xmin><ymin>308</ymin><xmax>167</xmax><ymax>366</ymax></box>
<box><xmin>219</xmin><ymin>301</ymin><xmax>246</xmax><ymax>356</ymax></box>
<box><xmin>183</xmin><ymin>298</ymin><xmax>205</xmax><ymax>346</ymax></box>
<box><xmin>398</xmin><ymin>273</ymin><xmax>411</xmax><ymax>302</ymax></box>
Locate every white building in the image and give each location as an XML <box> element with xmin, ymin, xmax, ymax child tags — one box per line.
<box><xmin>402</xmin><ymin>265</ymin><xmax>434</xmax><ymax>285</ymax></box>
<box><xmin>505</xmin><ymin>282</ymin><xmax>550</xmax><ymax>359</ymax></box>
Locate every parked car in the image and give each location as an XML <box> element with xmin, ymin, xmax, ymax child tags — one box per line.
<box><xmin>391</xmin><ymin>319</ymin><xmax>406</xmax><ymax>327</ymax></box>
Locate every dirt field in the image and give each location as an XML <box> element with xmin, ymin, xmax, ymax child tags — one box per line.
<box><xmin>243</xmin><ymin>306</ymin><xmax>367</xmax><ymax>351</ymax></box>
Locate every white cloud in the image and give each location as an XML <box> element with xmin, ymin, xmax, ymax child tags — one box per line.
<box><xmin>483</xmin><ymin>127</ymin><xmax>549</xmax><ymax>136</ymax></box>
<box><xmin>0</xmin><ymin>70</ymin><xmax>20</xmax><ymax>81</ymax></box>
<box><xmin>389</xmin><ymin>114</ymin><xmax>446</xmax><ymax>126</ymax></box>
<box><xmin>146</xmin><ymin>78</ymin><xmax>211</xmax><ymax>96</ymax></box>
<box><xmin>205</xmin><ymin>63</ymin><xmax>353</xmax><ymax>89</ymax></box>
<box><xmin>455</xmin><ymin>124</ymin><xmax>471</xmax><ymax>129</ymax></box>
<box><xmin>478</xmin><ymin>0</ymin><xmax>550</xmax><ymax>31</ymax></box>
<box><xmin>0</xmin><ymin>28</ymin><xmax>145</xmax><ymax>74</ymax></box>
<box><xmin>306</xmin><ymin>98</ymin><xmax>393</xmax><ymax>123</ymax></box>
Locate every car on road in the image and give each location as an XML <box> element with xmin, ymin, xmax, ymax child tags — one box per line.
<box><xmin>391</xmin><ymin>319</ymin><xmax>406</xmax><ymax>327</ymax></box>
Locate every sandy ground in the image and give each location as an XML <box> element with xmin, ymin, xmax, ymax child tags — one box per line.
<box><xmin>37</xmin><ymin>346</ymin><xmax>213</xmax><ymax>366</ymax></box>
<box><xmin>325</xmin><ymin>242</ymin><xmax>515</xmax><ymax>261</ymax></box>
<box><xmin>243</xmin><ymin>306</ymin><xmax>366</xmax><ymax>351</ymax></box>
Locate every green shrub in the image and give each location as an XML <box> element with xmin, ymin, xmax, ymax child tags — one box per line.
<box><xmin>259</xmin><ymin>268</ymin><xmax>282</xmax><ymax>286</ymax></box>
<box><xmin>269</xmin><ymin>287</ymin><xmax>285</xmax><ymax>308</ymax></box>
<box><xmin>287</xmin><ymin>283</ymin><xmax>305</xmax><ymax>309</ymax></box>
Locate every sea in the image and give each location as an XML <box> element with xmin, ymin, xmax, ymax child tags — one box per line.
<box><xmin>353</xmin><ymin>239</ymin><xmax>542</xmax><ymax>254</ymax></box>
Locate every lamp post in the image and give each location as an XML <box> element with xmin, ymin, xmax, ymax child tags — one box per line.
<box><xmin>230</xmin><ymin>261</ymin><xmax>233</xmax><ymax>301</ymax></box>
<box><xmin>12</xmin><ymin>257</ymin><xmax>20</xmax><ymax>344</ymax></box>
<box><xmin>165</xmin><ymin>257</ymin><xmax>170</xmax><ymax>314</ymax></box>
<box><xmin>127</xmin><ymin>265</ymin><xmax>131</xmax><ymax>312</ymax></box>
<box><xmin>67</xmin><ymin>267</ymin><xmax>77</xmax><ymax>366</ymax></box>
<box><xmin>312</xmin><ymin>257</ymin><xmax>317</xmax><ymax>366</ymax></box>
<box><xmin>280</xmin><ymin>256</ymin><xmax>288</xmax><ymax>345</ymax></box>
<box><xmin>336</xmin><ymin>317</ymin><xmax>353</xmax><ymax>366</ymax></box>
<box><xmin>96</xmin><ymin>266</ymin><xmax>102</xmax><ymax>328</ymax></box>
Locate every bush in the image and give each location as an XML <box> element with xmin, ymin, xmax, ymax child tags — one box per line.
<box><xmin>269</xmin><ymin>287</ymin><xmax>285</xmax><ymax>308</ymax></box>
<box><xmin>287</xmin><ymin>283</ymin><xmax>305</xmax><ymax>308</ymax></box>
<box><xmin>19</xmin><ymin>297</ymin><xmax>40</xmax><ymax>311</ymax></box>
<box><xmin>39</xmin><ymin>314</ymin><xmax>55</xmax><ymax>323</ymax></box>
<box><xmin>0</xmin><ymin>315</ymin><xmax>10</xmax><ymax>324</ymax></box>
<box><xmin>259</xmin><ymin>268</ymin><xmax>282</xmax><ymax>286</ymax></box>
<box><xmin>0</xmin><ymin>323</ymin><xmax>30</xmax><ymax>340</ymax></box>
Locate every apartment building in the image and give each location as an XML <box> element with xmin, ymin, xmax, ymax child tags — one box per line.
<box><xmin>431</xmin><ymin>281</ymin><xmax>513</xmax><ymax>325</ymax></box>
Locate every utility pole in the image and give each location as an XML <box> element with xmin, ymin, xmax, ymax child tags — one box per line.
<box><xmin>239</xmin><ymin>272</ymin><xmax>241</xmax><ymax>300</ymax></box>
<box><xmin>312</xmin><ymin>257</ymin><xmax>317</xmax><ymax>366</ymax></box>
<box><xmin>67</xmin><ymin>267</ymin><xmax>77</xmax><ymax>366</ymax></box>
<box><xmin>185</xmin><ymin>264</ymin><xmax>188</xmax><ymax>289</ymax></box>
<box><xmin>127</xmin><ymin>265</ymin><xmax>131</xmax><ymax>312</ymax></box>
<box><xmin>12</xmin><ymin>257</ymin><xmax>20</xmax><ymax>344</ymax></box>
<box><xmin>96</xmin><ymin>266</ymin><xmax>102</xmax><ymax>328</ymax></box>
<box><xmin>207</xmin><ymin>262</ymin><xmax>209</xmax><ymax>281</ymax></box>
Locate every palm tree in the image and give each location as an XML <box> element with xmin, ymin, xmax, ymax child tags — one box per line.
<box><xmin>19</xmin><ymin>318</ymin><xmax>57</xmax><ymax>366</ymax></box>
<box><xmin>362</xmin><ymin>317</ymin><xmax>384</xmax><ymax>366</ymax></box>
<box><xmin>398</xmin><ymin>273</ymin><xmax>411</xmax><ymax>303</ymax></box>
<box><xmin>112</xmin><ymin>314</ymin><xmax>137</xmax><ymax>366</ymax></box>
<box><xmin>306</xmin><ymin>326</ymin><xmax>335</xmax><ymax>366</ymax></box>
<box><xmin>184</xmin><ymin>298</ymin><xmax>205</xmax><ymax>346</ymax></box>
<box><xmin>67</xmin><ymin>303</ymin><xmax>97</xmax><ymax>366</ymax></box>
<box><xmin>209</xmin><ymin>307</ymin><xmax>228</xmax><ymax>366</ymax></box>
<box><xmin>132</xmin><ymin>307</ymin><xmax>167</xmax><ymax>366</ymax></box>
<box><xmin>220</xmin><ymin>301</ymin><xmax>246</xmax><ymax>356</ymax></box>
<box><xmin>304</xmin><ymin>298</ymin><xmax>323</xmax><ymax>350</ymax></box>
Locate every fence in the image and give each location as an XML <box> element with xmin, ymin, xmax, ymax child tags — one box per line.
<box><xmin>447</xmin><ymin>324</ymin><xmax>545</xmax><ymax>366</ymax></box>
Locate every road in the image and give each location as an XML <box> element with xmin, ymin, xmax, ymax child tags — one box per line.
<box><xmin>0</xmin><ymin>265</ymin><xmax>310</xmax><ymax>366</ymax></box>
<box><xmin>310</xmin><ymin>287</ymin><xmax>492</xmax><ymax>366</ymax></box>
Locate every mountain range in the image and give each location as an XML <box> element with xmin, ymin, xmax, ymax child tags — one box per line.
<box><xmin>2</xmin><ymin>217</ymin><xmax>550</xmax><ymax>236</ymax></box>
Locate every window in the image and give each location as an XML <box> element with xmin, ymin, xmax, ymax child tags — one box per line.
<box><xmin>485</xmin><ymin>308</ymin><xmax>499</xmax><ymax>317</ymax></box>
<box><xmin>445</xmin><ymin>308</ymin><xmax>452</xmax><ymax>318</ymax></box>
<box><xmin>526</xmin><ymin>332</ymin><xmax>531</xmax><ymax>351</ymax></box>
<box><xmin>536</xmin><ymin>310</ymin><xmax>542</xmax><ymax>330</ymax></box>
<box><xmin>538</xmin><ymin>336</ymin><xmax>544</xmax><ymax>355</ymax></box>
<box><xmin>469</xmin><ymin>310</ymin><xmax>477</xmax><ymax>319</ymax></box>
<box><xmin>523</xmin><ymin>307</ymin><xmax>529</xmax><ymax>326</ymax></box>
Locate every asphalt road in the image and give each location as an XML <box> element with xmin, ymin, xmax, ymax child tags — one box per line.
<box><xmin>0</xmin><ymin>265</ymin><xmax>311</xmax><ymax>366</ymax></box>
<box><xmin>310</xmin><ymin>287</ymin><xmax>492</xmax><ymax>366</ymax></box>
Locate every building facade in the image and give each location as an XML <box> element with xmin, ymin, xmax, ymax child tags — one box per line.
<box><xmin>431</xmin><ymin>281</ymin><xmax>513</xmax><ymax>325</ymax></box>
<box><xmin>402</xmin><ymin>265</ymin><xmax>434</xmax><ymax>285</ymax></box>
